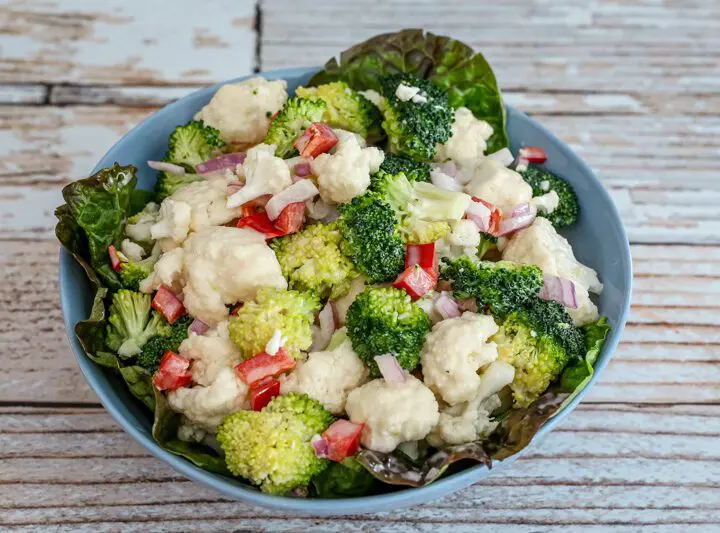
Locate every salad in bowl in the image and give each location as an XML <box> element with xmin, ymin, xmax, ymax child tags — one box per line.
<box><xmin>56</xmin><ymin>29</ymin><xmax>615</xmax><ymax>500</ymax></box>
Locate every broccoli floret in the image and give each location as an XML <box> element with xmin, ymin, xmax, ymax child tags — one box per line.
<box><xmin>136</xmin><ymin>314</ymin><xmax>193</xmax><ymax>371</ymax></box>
<box><xmin>165</xmin><ymin>120</ymin><xmax>225</xmax><ymax>170</ymax></box>
<box><xmin>403</xmin><ymin>219</ymin><xmax>451</xmax><ymax>245</ymax></box>
<box><xmin>492</xmin><ymin>298</ymin><xmax>584</xmax><ymax>407</ymax></box>
<box><xmin>346</xmin><ymin>287</ymin><xmax>431</xmax><ymax>376</ymax></box>
<box><xmin>271</xmin><ymin>222</ymin><xmax>359</xmax><ymax>300</ymax></box>
<box><xmin>440</xmin><ymin>257</ymin><xmax>544</xmax><ymax>317</ymax></box>
<box><xmin>228</xmin><ymin>288</ymin><xmax>320</xmax><ymax>360</ymax></box>
<box><xmin>379</xmin><ymin>73</ymin><xmax>454</xmax><ymax>162</ymax></box>
<box><xmin>477</xmin><ymin>233</ymin><xmax>498</xmax><ymax>260</ymax></box>
<box><xmin>217</xmin><ymin>393</ymin><xmax>334</xmax><ymax>494</ymax></box>
<box><xmin>376</xmin><ymin>154</ymin><xmax>431</xmax><ymax>184</ymax></box>
<box><xmin>375</xmin><ymin>175</ymin><xmax>468</xmax><ymax>244</ymax></box>
<box><xmin>119</xmin><ymin>246</ymin><xmax>160</xmax><ymax>291</ymax></box>
<box><xmin>154</xmin><ymin>120</ymin><xmax>225</xmax><ymax>201</ymax></box>
<box><xmin>521</xmin><ymin>167</ymin><xmax>579</xmax><ymax>227</ymax></box>
<box><xmin>263</xmin><ymin>97</ymin><xmax>327</xmax><ymax>158</ymax></box>
<box><xmin>338</xmin><ymin>195</ymin><xmax>406</xmax><ymax>283</ymax></box>
<box><xmin>296</xmin><ymin>81</ymin><xmax>383</xmax><ymax>142</ymax></box>
<box><xmin>105</xmin><ymin>290</ymin><xmax>170</xmax><ymax>358</ymax></box>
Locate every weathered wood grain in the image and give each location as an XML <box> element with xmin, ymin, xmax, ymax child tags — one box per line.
<box><xmin>1</xmin><ymin>239</ymin><xmax>718</xmax><ymax>404</ymax></box>
<box><xmin>261</xmin><ymin>0</ymin><xmax>720</xmax><ymax>94</ymax></box>
<box><xmin>0</xmin><ymin>405</ymin><xmax>718</xmax><ymax>531</ymax></box>
<box><xmin>0</xmin><ymin>0</ymin><xmax>257</xmax><ymax>85</ymax></box>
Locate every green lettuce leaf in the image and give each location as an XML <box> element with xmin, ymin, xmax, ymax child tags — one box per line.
<box><xmin>119</xmin><ymin>365</ymin><xmax>155</xmax><ymax>411</ymax></box>
<box><xmin>56</xmin><ymin>163</ymin><xmax>138</xmax><ymax>289</ymax></box>
<box><xmin>152</xmin><ymin>388</ymin><xmax>230</xmax><ymax>475</ymax></box>
<box><xmin>309</xmin><ymin>29</ymin><xmax>508</xmax><ymax>153</ymax></box>
<box><xmin>559</xmin><ymin>316</ymin><xmax>611</xmax><ymax>406</ymax></box>
<box><xmin>312</xmin><ymin>457</ymin><xmax>376</xmax><ymax>498</ymax></box>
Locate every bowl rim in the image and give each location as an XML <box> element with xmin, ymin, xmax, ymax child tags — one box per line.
<box><xmin>59</xmin><ymin>66</ymin><xmax>633</xmax><ymax>515</ymax></box>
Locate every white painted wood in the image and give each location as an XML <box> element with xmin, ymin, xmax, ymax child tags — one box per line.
<box><xmin>0</xmin><ymin>0</ymin><xmax>257</xmax><ymax>84</ymax></box>
<box><xmin>0</xmin><ymin>84</ymin><xmax>47</xmax><ymax>103</ymax></box>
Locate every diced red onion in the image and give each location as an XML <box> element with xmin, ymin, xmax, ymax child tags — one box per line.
<box><xmin>434</xmin><ymin>292</ymin><xmax>461</xmax><ymax>319</ymax></box>
<box><xmin>311</xmin><ymin>436</ymin><xmax>329</xmax><ymax>458</ymax></box>
<box><xmin>511</xmin><ymin>203</ymin><xmax>533</xmax><ymax>217</ymax></box>
<box><xmin>374</xmin><ymin>354</ymin><xmax>406</xmax><ymax>384</ymax></box>
<box><xmin>195</xmin><ymin>152</ymin><xmax>246</xmax><ymax>174</ymax></box>
<box><xmin>539</xmin><ymin>274</ymin><xmax>578</xmax><ymax>309</ymax></box>
<box><xmin>310</xmin><ymin>302</ymin><xmax>336</xmax><ymax>351</ymax></box>
<box><xmin>148</xmin><ymin>161</ymin><xmax>185</xmax><ymax>175</ymax></box>
<box><xmin>188</xmin><ymin>318</ymin><xmax>209</xmax><ymax>336</ymax></box>
<box><xmin>430</xmin><ymin>169</ymin><xmax>463</xmax><ymax>192</ymax></box>
<box><xmin>487</xmin><ymin>148</ymin><xmax>514</xmax><ymax>167</ymax></box>
<box><xmin>226</xmin><ymin>183</ymin><xmax>243</xmax><ymax>195</ymax></box>
<box><xmin>515</xmin><ymin>156</ymin><xmax>529</xmax><ymax>172</ymax></box>
<box><xmin>466</xmin><ymin>201</ymin><xmax>492</xmax><ymax>232</ymax></box>
<box><xmin>294</xmin><ymin>161</ymin><xmax>312</xmax><ymax>177</ymax></box>
<box><xmin>497</xmin><ymin>203</ymin><xmax>537</xmax><ymax>236</ymax></box>
<box><xmin>265</xmin><ymin>179</ymin><xmax>319</xmax><ymax>221</ymax></box>
<box><xmin>433</xmin><ymin>161</ymin><xmax>461</xmax><ymax>179</ymax></box>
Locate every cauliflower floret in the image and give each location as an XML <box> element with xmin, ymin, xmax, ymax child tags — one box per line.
<box><xmin>464</xmin><ymin>159</ymin><xmax>533</xmax><ymax>213</ymax></box>
<box><xmin>150</xmin><ymin>199</ymin><xmax>192</xmax><ymax>248</ymax></box>
<box><xmin>120</xmin><ymin>238</ymin><xmax>145</xmax><ymax>262</ymax></box>
<box><xmin>345</xmin><ymin>375</ymin><xmax>439</xmax><ymax>453</ymax></box>
<box><xmin>530</xmin><ymin>190</ymin><xmax>560</xmax><ymax>215</ymax></box>
<box><xmin>125</xmin><ymin>202</ymin><xmax>159</xmax><ymax>243</ymax></box>
<box><xmin>139</xmin><ymin>247</ymin><xmax>184</xmax><ymax>293</ymax></box>
<box><xmin>167</xmin><ymin>367</ymin><xmax>249</xmax><ymax>432</ymax></box>
<box><xmin>435</xmin><ymin>107</ymin><xmax>493</xmax><ymax>168</ymax></box>
<box><xmin>182</xmin><ymin>226</ymin><xmax>287</xmax><ymax>325</ymax></box>
<box><xmin>427</xmin><ymin>394</ymin><xmax>500</xmax><ymax>447</ymax></box>
<box><xmin>427</xmin><ymin>360</ymin><xmax>514</xmax><ymax>447</ymax></box>
<box><xmin>227</xmin><ymin>144</ymin><xmax>293</xmax><ymax>208</ymax></box>
<box><xmin>280</xmin><ymin>337</ymin><xmax>369</xmax><ymax>414</ymax></box>
<box><xmin>195</xmin><ymin>77</ymin><xmax>288</xmax><ymax>145</ymax></box>
<box><xmin>141</xmin><ymin>226</ymin><xmax>287</xmax><ymax>325</ymax></box>
<box><xmin>151</xmin><ymin>178</ymin><xmax>241</xmax><ymax>251</ymax></box>
<box><xmin>311</xmin><ymin>132</ymin><xmax>384</xmax><ymax>203</ymax></box>
<box><xmin>435</xmin><ymin>219</ymin><xmax>481</xmax><ymax>260</ymax></box>
<box><xmin>333</xmin><ymin>275</ymin><xmax>368</xmax><ymax>326</ymax></box>
<box><xmin>421</xmin><ymin>312</ymin><xmax>500</xmax><ymax>406</ymax></box>
<box><xmin>502</xmin><ymin>217</ymin><xmax>602</xmax><ymax>326</ymax></box>
<box><xmin>179</xmin><ymin>320</ymin><xmax>241</xmax><ymax>386</ymax></box>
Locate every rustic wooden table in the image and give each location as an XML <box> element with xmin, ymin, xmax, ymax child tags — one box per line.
<box><xmin>2</xmin><ymin>0</ymin><xmax>719</xmax><ymax>531</ymax></box>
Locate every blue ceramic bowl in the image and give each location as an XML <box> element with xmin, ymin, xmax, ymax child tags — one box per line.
<box><xmin>60</xmin><ymin>67</ymin><xmax>632</xmax><ymax>515</ymax></box>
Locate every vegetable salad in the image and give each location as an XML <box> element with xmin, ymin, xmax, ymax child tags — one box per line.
<box><xmin>56</xmin><ymin>29</ymin><xmax>610</xmax><ymax>498</ymax></box>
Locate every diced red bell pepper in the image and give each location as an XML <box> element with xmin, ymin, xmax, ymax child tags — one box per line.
<box><xmin>405</xmin><ymin>243</ymin><xmax>437</xmax><ymax>278</ymax></box>
<box><xmin>108</xmin><ymin>245</ymin><xmax>122</xmax><ymax>272</ymax></box>
<box><xmin>241</xmin><ymin>195</ymin><xmax>271</xmax><ymax>218</ymax></box>
<box><xmin>518</xmin><ymin>146</ymin><xmax>547</xmax><ymax>163</ymax></box>
<box><xmin>273</xmin><ymin>202</ymin><xmax>305</xmax><ymax>235</ymax></box>
<box><xmin>152</xmin><ymin>286</ymin><xmax>185</xmax><ymax>324</ymax></box>
<box><xmin>321</xmin><ymin>420</ymin><xmax>364</xmax><ymax>462</ymax></box>
<box><xmin>249</xmin><ymin>376</ymin><xmax>281</xmax><ymax>411</ymax></box>
<box><xmin>237</xmin><ymin>212</ymin><xmax>286</xmax><ymax>239</ymax></box>
<box><xmin>471</xmin><ymin>197</ymin><xmax>502</xmax><ymax>236</ymax></box>
<box><xmin>294</xmin><ymin>123</ymin><xmax>338</xmax><ymax>158</ymax></box>
<box><xmin>234</xmin><ymin>348</ymin><xmax>296</xmax><ymax>385</ymax></box>
<box><xmin>153</xmin><ymin>351</ymin><xmax>192</xmax><ymax>391</ymax></box>
<box><xmin>392</xmin><ymin>265</ymin><xmax>437</xmax><ymax>300</ymax></box>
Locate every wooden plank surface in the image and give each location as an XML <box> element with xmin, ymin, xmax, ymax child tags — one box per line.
<box><xmin>1</xmin><ymin>0</ymin><xmax>719</xmax><ymax>530</ymax></box>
